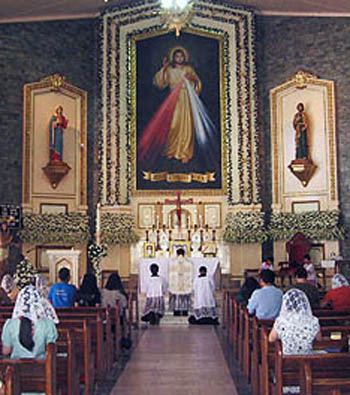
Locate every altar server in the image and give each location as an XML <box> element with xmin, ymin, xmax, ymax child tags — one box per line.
<box><xmin>189</xmin><ymin>266</ymin><xmax>218</xmax><ymax>325</ymax></box>
<box><xmin>141</xmin><ymin>263</ymin><xmax>167</xmax><ymax>325</ymax></box>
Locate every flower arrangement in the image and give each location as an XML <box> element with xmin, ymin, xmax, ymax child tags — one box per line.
<box><xmin>223</xmin><ymin>212</ymin><xmax>268</xmax><ymax>244</ymax></box>
<box><xmin>88</xmin><ymin>243</ymin><xmax>108</xmax><ymax>281</ymax></box>
<box><xmin>19</xmin><ymin>213</ymin><xmax>90</xmax><ymax>244</ymax></box>
<box><xmin>268</xmin><ymin>211</ymin><xmax>346</xmax><ymax>241</ymax></box>
<box><xmin>14</xmin><ymin>256</ymin><xmax>37</xmax><ymax>290</ymax></box>
<box><xmin>100</xmin><ymin>213</ymin><xmax>140</xmax><ymax>245</ymax></box>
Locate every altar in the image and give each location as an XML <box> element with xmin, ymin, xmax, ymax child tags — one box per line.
<box><xmin>138</xmin><ymin>257</ymin><xmax>220</xmax><ymax>294</ymax></box>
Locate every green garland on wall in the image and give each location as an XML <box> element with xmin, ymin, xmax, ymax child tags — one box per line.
<box><xmin>223</xmin><ymin>212</ymin><xmax>268</xmax><ymax>244</ymax></box>
<box><xmin>100</xmin><ymin>213</ymin><xmax>140</xmax><ymax>245</ymax></box>
<box><xmin>268</xmin><ymin>211</ymin><xmax>346</xmax><ymax>241</ymax></box>
<box><xmin>19</xmin><ymin>213</ymin><xmax>90</xmax><ymax>244</ymax></box>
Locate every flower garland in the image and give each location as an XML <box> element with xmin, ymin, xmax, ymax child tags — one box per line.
<box><xmin>99</xmin><ymin>1</ymin><xmax>261</xmax><ymax>206</ymax></box>
<box><xmin>100</xmin><ymin>213</ymin><xmax>140</xmax><ymax>245</ymax></box>
<box><xmin>19</xmin><ymin>213</ymin><xmax>90</xmax><ymax>244</ymax></box>
<box><xmin>268</xmin><ymin>211</ymin><xmax>346</xmax><ymax>241</ymax></box>
<box><xmin>14</xmin><ymin>256</ymin><xmax>37</xmax><ymax>290</ymax></box>
<box><xmin>88</xmin><ymin>243</ymin><xmax>108</xmax><ymax>282</ymax></box>
<box><xmin>223</xmin><ymin>212</ymin><xmax>268</xmax><ymax>244</ymax></box>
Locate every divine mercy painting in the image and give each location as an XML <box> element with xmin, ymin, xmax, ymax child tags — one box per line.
<box><xmin>136</xmin><ymin>32</ymin><xmax>223</xmax><ymax>191</ymax></box>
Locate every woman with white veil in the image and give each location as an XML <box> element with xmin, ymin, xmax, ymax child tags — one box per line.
<box><xmin>269</xmin><ymin>288</ymin><xmax>321</xmax><ymax>355</ymax></box>
<box><xmin>269</xmin><ymin>289</ymin><xmax>321</xmax><ymax>393</ymax></box>
<box><xmin>1</xmin><ymin>285</ymin><xmax>58</xmax><ymax>360</ymax></box>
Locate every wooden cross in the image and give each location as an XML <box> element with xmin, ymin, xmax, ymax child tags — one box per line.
<box><xmin>165</xmin><ymin>191</ymin><xmax>193</xmax><ymax>230</ymax></box>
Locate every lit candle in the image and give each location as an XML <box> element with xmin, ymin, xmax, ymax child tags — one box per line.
<box><xmin>199</xmin><ymin>215</ymin><xmax>203</xmax><ymax>228</ymax></box>
<box><xmin>156</xmin><ymin>215</ymin><xmax>160</xmax><ymax>229</ymax></box>
<box><xmin>96</xmin><ymin>202</ymin><xmax>101</xmax><ymax>246</ymax></box>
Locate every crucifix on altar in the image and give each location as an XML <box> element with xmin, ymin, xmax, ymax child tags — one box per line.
<box><xmin>165</xmin><ymin>191</ymin><xmax>193</xmax><ymax>232</ymax></box>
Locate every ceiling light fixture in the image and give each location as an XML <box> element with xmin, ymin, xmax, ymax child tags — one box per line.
<box><xmin>159</xmin><ymin>0</ymin><xmax>193</xmax><ymax>36</ymax></box>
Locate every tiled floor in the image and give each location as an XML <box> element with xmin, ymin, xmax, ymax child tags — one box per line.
<box><xmin>109</xmin><ymin>326</ymin><xmax>238</xmax><ymax>395</ymax></box>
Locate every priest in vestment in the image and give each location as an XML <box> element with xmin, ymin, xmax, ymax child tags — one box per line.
<box><xmin>168</xmin><ymin>248</ymin><xmax>192</xmax><ymax>316</ymax></box>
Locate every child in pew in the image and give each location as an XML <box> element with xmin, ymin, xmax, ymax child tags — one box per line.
<box><xmin>1</xmin><ymin>285</ymin><xmax>58</xmax><ymax>360</ymax></box>
<box><xmin>76</xmin><ymin>272</ymin><xmax>101</xmax><ymax>307</ymax></box>
<box><xmin>48</xmin><ymin>267</ymin><xmax>77</xmax><ymax>307</ymax></box>
<box><xmin>101</xmin><ymin>272</ymin><xmax>131</xmax><ymax>348</ymax></box>
<box><xmin>189</xmin><ymin>266</ymin><xmax>219</xmax><ymax>325</ymax></box>
<box><xmin>141</xmin><ymin>263</ymin><xmax>167</xmax><ymax>325</ymax></box>
<box><xmin>101</xmin><ymin>271</ymin><xmax>128</xmax><ymax>313</ymax></box>
<box><xmin>269</xmin><ymin>288</ymin><xmax>321</xmax><ymax>393</ymax></box>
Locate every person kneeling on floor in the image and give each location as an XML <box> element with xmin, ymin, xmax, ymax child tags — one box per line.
<box><xmin>141</xmin><ymin>263</ymin><xmax>167</xmax><ymax>325</ymax></box>
<box><xmin>189</xmin><ymin>266</ymin><xmax>218</xmax><ymax>325</ymax></box>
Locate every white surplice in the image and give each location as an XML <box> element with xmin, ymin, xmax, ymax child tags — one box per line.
<box><xmin>193</xmin><ymin>275</ymin><xmax>217</xmax><ymax>319</ymax></box>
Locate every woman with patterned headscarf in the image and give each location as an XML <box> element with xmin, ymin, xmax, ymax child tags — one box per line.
<box><xmin>1</xmin><ymin>285</ymin><xmax>58</xmax><ymax>359</ymax></box>
<box><xmin>269</xmin><ymin>288</ymin><xmax>321</xmax><ymax>354</ymax></box>
<box><xmin>321</xmin><ymin>273</ymin><xmax>350</xmax><ymax>311</ymax></box>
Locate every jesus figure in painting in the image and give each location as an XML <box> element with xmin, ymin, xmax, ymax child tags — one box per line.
<box><xmin>138</xmin><ymin>46</ymin><xmax>218</xmax><ymax>167</ymax></box>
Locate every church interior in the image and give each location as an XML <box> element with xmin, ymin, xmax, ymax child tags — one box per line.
<box><xmin>1</xmin><ymin>0</ymin><xmax>350</xmax><ymax>393</ymax></box>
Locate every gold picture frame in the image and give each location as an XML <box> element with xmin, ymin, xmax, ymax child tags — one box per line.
<box><xmin>204</xmin><ymin>202</ymin><xmax>222</xmax><ymax>228</ymax></box>
<box><xmin>137</xmin><ymin>203</ymin><xmax>156</xmax><ymax>229</ymax></box>
<box><xmin>143</xmin><ymin>242</ymin><xmax>156</xmax><ymax>258</ymax></box>
<box><xmin>202</xmin><ymin>242</ymin><xmax>217</xmax><ymax>257</ymax></box>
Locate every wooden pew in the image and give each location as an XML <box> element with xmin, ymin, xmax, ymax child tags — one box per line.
<box><xmin>250</xmin><ymin>316</ymin><xmax>274</xmax><ymax>395</ymax></box>
<box><xmin>261</xmin><ymin>324</ymin><xmax>350</xmax><ymax>395</ymax></box>
<box><xmin>273</xmin><ymin>339</ymin><xmax>350</xmax><ymax>395</ymax></box>
<box><xmin>300</xmin><ymin>356</ymin><xmax>350</xmax><ymax>394</ymax></box>
<box><xmin>252</xmin><ymin>314</ymin><xmax>350</xmax><ymax>395</ymax></box>
<box><xmin>0</xmin><ymin>365</ymin><xmax>20</xmax><ymax>395</ymax></box>
<box><xmin>222</xmin><ymin>289</ymin><xmax>229</xmax><ymax>330</ymax></box>
<box><xmin>56</xmin><ymin>328</ymin><xmax>79</xmax><ymax>395</ymax></box>
<box><xmin>56</xmin><ymin>306</ymin><xmax>113</xmax><ymax>377</ymax></box>
<box><xmin>57</xmin><ymin>318</ymin><xmax>95</xmax><ymax>395</ymax></box>
<box><xmin>0</xmin><ymin>343</ymin><xmax>57</xmax><ymax>395</ymax></box>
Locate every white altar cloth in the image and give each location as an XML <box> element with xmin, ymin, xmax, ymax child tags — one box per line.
<box><xmin>321</xmin><ymin>260</ymin><xmax>335</xmax><ymax>269</ymax></box>
<box><xmin>139</xmin><ymin>257</ymin><xmax>220</xmax><ymax>294</ymax></box>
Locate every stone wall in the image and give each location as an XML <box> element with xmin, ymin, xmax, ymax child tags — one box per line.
<box><xmin>255</xmin><ymin>16</ymin><xmax>350</xmax><ymax>257</ymax></box>
<box><xmin>0</xmin><ymin>19</ymin><xmax>97</xmax><ymax>208</ymax></box>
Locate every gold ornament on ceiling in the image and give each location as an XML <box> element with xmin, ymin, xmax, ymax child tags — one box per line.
<box><xmin>158</xmin><ymin>0</ymin><xmax>193</xmax><ymax>36</ymax></box>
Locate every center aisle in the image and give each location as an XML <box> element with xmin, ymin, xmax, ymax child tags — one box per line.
<box><xmin>110</xmin><ymin>326</ymin><xmax>238</xmax><ymax>395</ymax></box>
